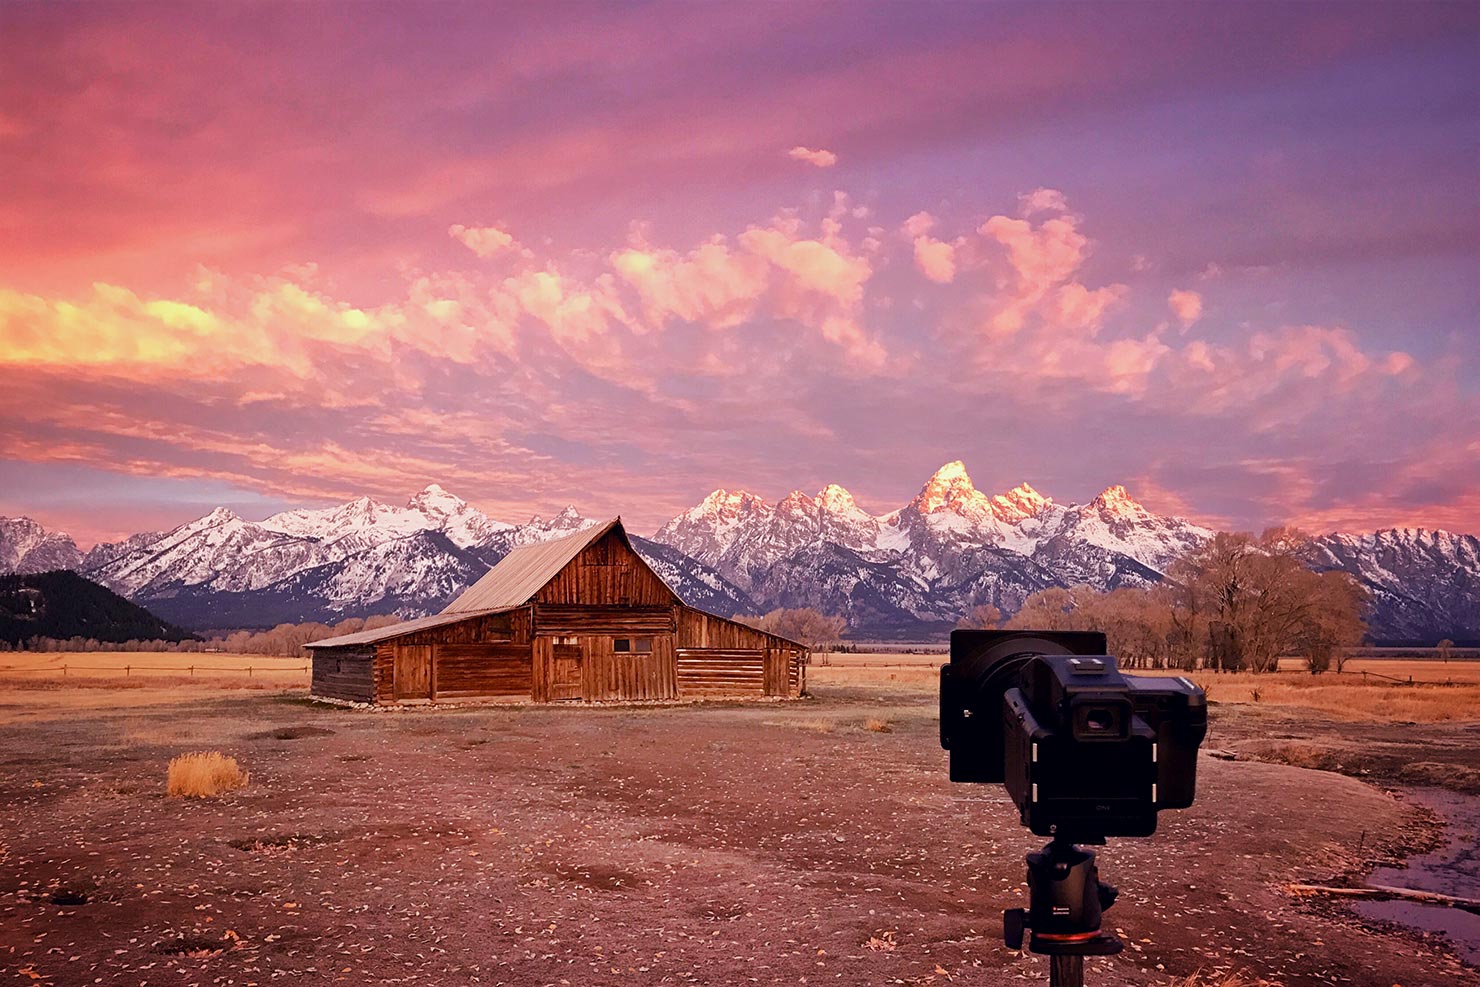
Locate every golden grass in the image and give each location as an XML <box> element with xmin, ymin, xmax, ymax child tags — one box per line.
<box><xmin>810</xmin><ymin>653</ymin><xmax>1480</xmax><ymax>723</ymax></box>
<box><xmin>863</xmin><ymin>717</ymin><xmax>892</xmax><ymax>733</ymax></box>
<box><xmin>1182</xmin><ymin>672</ymin><xmax>1480</xmax><ymax>722</ymax></box>
<box><xmin>166</xmin><ymin>751</ymin><xmax>249</xmax><ymax>798</ymax></box>
<box><xmin>0</xmin><ymin>651</ymin><xmax>308</xmax><ymax>682</ymax></box>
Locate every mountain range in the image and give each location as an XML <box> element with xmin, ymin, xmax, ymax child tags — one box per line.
<box><xmin>1</xmin><ymin>464</ymin><xmax>1475</xmax><ymax>642</ymax></box>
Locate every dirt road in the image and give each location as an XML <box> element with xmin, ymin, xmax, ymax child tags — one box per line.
<box><xmin>0</xmin><ymin>684</ymin><xmax>1473</xmax><ymax>986</ymax></box>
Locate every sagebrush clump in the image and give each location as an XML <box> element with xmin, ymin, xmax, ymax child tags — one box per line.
<box><xmin>167</xmin><ymin>751</ymin><xmax>249</xmax><ymax>798</ymax></box>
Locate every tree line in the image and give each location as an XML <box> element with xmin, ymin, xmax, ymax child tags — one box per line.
<box><xmin>970</xmin><ymin>528</ymin><xmax>1368</xmax><ymax>673</ymax></box>
<box><xmin>0</xmin><ymin>615</ymin><xmax>403</xmax><ymax>657</ymax></box>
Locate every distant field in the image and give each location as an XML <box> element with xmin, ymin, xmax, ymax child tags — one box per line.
<box><xmin>810</xmin><ymin>652</ymin><xmax>1480</xmax><ymax>722</ymax></box>
<box><xmin>0</xmin><ymin>652</ymin><xmax>307</xmax><ymax>690</ymax></box>
<box><xmin>3</xmin><ymin>649</ymin><xmax>1476</xmax><ymax>724</ymax></box>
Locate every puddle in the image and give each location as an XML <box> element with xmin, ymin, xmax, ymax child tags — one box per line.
<box><xmin>1355</xmin><ymin>787</ymin><xmax>1480</xmax><ymax>965</ymax></box>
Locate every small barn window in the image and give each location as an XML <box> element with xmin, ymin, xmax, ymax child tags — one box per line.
<box><xmin>554</xmin><ymin>636</ymin><xmax>578</xmax><ymax>645</ymax></box>
<box><xmin>613</xmin><ymin>637</ymin><xmax>653</xmax><ymax>654</ymax></box>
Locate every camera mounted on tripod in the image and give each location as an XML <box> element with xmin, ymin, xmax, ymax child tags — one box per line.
<box><xmin>940</xmin><ymin>630</ymin><xmax>1208</xmax><ymax>980</ymax></box>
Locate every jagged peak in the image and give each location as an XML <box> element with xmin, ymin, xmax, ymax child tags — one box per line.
<box><xmin>1090</xmin><ymin>484</ymin><xmax>1145</xmax><ymax>516</ymax></box>
<box><xmin>816</xmin><ymin>482</ymin><xmax>859</xmax><ymax>511</ymax></box>
<box><xmin>926</xmin><ymin>460</ymin><xmax>974</xmax><ymax>487</ymax></box>
<box><xmin>912</xmin><ymin>460</ymin><xmax>992</xmax><ymax>516</ymax></box>
<box><xmin>697</xmin><ymin>488</ymin><xmax>768</xmax><ymax>512</ymax></box>
<box><xmin>991</xmin><ymin>481</ymin><xmax>1052</xmax><ymax>519</ymax></box>
<box><xmin>202</xmin><ymin>506</ymin><xmax>240</xmax><ymax>524</ymax></box>
<box><xmin>407</xmin><ymin>482</ymin><xmax>466</xmax><ymax>510</ymax></box>
<box><xmin>554</xmin><ymin>505</ymin><xmax>583</xmax><ymax>520</ymax></box>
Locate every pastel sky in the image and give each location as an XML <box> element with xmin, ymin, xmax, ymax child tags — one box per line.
<box><xmin>1</xmin><ymin>2</ymin><xmax>1477</xmax><ymax>547</ymax></box>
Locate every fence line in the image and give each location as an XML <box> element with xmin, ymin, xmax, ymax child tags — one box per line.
<box><xmin>0</xmin><ymin>663</ymin><xmax>309</xmax><ymax>677</ymax></box>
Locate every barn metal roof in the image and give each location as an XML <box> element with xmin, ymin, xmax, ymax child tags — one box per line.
<box><xmin>305</xmin><ymin>607</ymin><xmax>510</xmax><ymax>649</ymax></box>
<box><xmin>442</xmin><ymin>518</ymin><xmax>643</xmax><ymax>613</ymax></box>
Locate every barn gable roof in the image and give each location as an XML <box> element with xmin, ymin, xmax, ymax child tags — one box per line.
<box><xmin>305</xmin><ymin>606</ymin><xmax>512</xmax><ymax>649</ymax></box>
<box><xmin>443</xmin><ymin>517</ymin><xmax>679</xmax><ymax>613</ymax></box>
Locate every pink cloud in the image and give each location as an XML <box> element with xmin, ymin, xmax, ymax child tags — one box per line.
<box><xmin>448</xmin><ymin>224</ymin><xmax>519</xmax><ymax>258</ymax></box>
<box><xmin>903</xmin><ymin>213</ymin><xmax>957</xmax><ymax>284</ymax></box>
<box><xmin>786</xmin><ymin>146</ymin><xmax>838</xmax><ymax>168</ymax></box>
<box><xmin>1168</xmin><ymin>288</ymin><xmax>1203</xmax><ymax>328</ymax></box>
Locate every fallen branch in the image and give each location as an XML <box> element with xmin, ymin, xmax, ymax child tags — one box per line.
<box><xmin>1287</xmin><ymin>883</ymin><xmax>1480</xmax><ymax>915</ymax></box>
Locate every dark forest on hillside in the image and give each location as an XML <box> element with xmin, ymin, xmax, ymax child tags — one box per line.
<box><xmin>0</xmin><ymin>570</ymin><xmax>194</xmax><ymax>647</ymax></box>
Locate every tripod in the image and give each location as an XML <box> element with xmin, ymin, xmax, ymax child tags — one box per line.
<box><xmin>1002</xmin><ymin>837</ymin><xmax>1123</xmax><ymax>987</ymax></box>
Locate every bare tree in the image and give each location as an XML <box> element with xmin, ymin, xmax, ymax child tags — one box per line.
<box><xmin>1437</xmin><ymin>638</ymin><xmax>1454</xmax><ymax>664</ymax></box>
<box><xmin>956</xmin><ymin>604</ymin><xmax>1002</xmax><ymax>630</ymax></box>
<box><xmin>1005</xmin><ymin>587</ymin><xmax>1083</xmax><ymax>631</ymax></box>
<box><xmin>737</xmin><ymin>608</ymin><xmax>847</xmax><ymax>649</ymax></box>
<box><xmin>1168</xmin><ymin>528</ymin><xmax>1368</xmax><ymax>672</ymax></box>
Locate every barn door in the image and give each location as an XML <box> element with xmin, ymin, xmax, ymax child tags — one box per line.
<box><xmin>550</xmin><ymin>642</ymin><xmax>583</xmax><ymax>701</ymax></box>
<box><xmin>393</xmin><ymin>645</ymin><xmax>433</xmax><ymax>701</ymax></box>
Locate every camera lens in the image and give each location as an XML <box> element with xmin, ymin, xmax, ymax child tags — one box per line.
<box><xmin>1085</xmin><ymin>709</ymin><xmax>1114</xmax><ymax>732</ymax></box>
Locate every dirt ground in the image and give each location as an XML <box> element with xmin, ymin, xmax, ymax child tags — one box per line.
<box><xmin>1</xmin><ymin>679</ymin><xmax>1475</xmax><ymax>987</ymax></box>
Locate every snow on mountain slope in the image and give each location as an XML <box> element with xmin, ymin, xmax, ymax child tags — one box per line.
<box><xmin>1303</xmin><ymin>528</ymin><xmax>1480</xmax><ymax>641</ymax></box>
<box><xmin>0</xmin><ymin>516</ymin><xmax>84</xmax><ymax>573</ymax></box>
<box><xmin>87</xmin><ymin>508</ymin><xmax>334</xmax><ymax>598</ymax></box>
<box><xmin>8</xmin><ymin>468</ymin><xmax>1474</xmax><ymax>640</ymax></box>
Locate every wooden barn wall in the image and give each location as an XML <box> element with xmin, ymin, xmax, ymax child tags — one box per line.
<box><xmin>577</xmin><ymin>635</ymin><xmax>676</xmax><ymax>701</ymax></box>
<box><xmin>676</xmin><ymin>647</ymin><xmax>764</xmax><ymax>698</ymax></box>
<box><xmin>674</xmin><ymin>608</ymin><xmax>806</xmax><ymax>698</ymax></box>
<box><xmin>531</xmin><ymin>636</ymin><xmax>554</xmax><ymax>703</ymax></box>
<box><xmin>534</xmin><ymin>530</ymin><xmax>677</xmax><ymax>607</ymax></box>
<box><xmin>311</xmin><ymin>649</ymin><xmax>374</xmax><ymax>703</ymax></box>
<box><xmin>534</xmin><ymin>604</ymin><xmax>674</xmax><ymax>636</ymax></box>
<box><xmin>370</xmin><ymin>609</ymin><xmax>532</xmax><ymax>704</ymax></box>
<box><xmin>354</xmin><ymin>598</ymin><xmax>807</xmax><ymax>704</ymax></box>
<box><xmin>432</xmin><ymin>643</ymin><xmax>532</xmax><ymax>699</ymax></box>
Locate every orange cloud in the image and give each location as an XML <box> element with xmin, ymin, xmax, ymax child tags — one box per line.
<box><xmin>448</xmin><ymin>224</ymin><xmax>521</xmax><ymax>258</ymax></box>
<box><xmin>786</xmin><ymin>146</ymin><xmax>838</xmax><ymax>168</ymax></box>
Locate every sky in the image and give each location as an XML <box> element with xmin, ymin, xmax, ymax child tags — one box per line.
<box><xmin>1</xmin><ymin>1</ymin><xmax>1477</xmax><ymax>547</ymax></box>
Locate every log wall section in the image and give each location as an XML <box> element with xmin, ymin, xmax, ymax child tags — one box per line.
<box><xmin>675</xmin><ymin>609</ymin><xmax>808</xmax><ymax>698</ymax></box>
<box><xmin>311</xmin><ymin>649</ymin><xmax>375</xmax><ymax>703</ymax></box>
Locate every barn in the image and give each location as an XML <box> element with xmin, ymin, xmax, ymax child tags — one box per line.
<box><xmin>305</xmin><ymin>518</ymin><xmax>808</xmax><ymax>705</ymax></box>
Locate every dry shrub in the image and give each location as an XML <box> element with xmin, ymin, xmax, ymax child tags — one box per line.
<box><xmin>167</xmin><ymin>751</ymin><xmax>249</xmax><ymax>798</ymax></box>
<box><xmin>800</xmin><ymin>718</ymin><xmax>836</xmax><ymax>734</ymax></box>
<box><xmin>864</xmin><ymin>717</ymin><xmax>892</xmax><ymax>733</ymax></box>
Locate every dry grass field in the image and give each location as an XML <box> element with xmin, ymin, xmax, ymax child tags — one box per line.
<box><xmin>811</xmin><ymin>653</ymin><xmax>1480</xmax><ymax>723</ymax></box>
<box><xmin>0</xmin><ymin>653</ymin><xmax>310</xmax><ymax>727</ymax></box>
<box><xmin>1</xmin><ymin>654</ymin><xmax>1476</xmax><ymax>985</ymax></box>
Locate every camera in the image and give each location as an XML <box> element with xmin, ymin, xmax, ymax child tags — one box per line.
<box><xmin>940</xmin><ymin>629</ymin><xmax>1207</xmax><ymax>841</ymax></box>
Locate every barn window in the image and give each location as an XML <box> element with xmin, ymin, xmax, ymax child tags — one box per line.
<box><xmin>554</xmin><ymin>635</ymin><xmax>578</xmax><ymax>645</ymax></box>
<box><xmin>613</xmin><ymin>637</ymin><xmax>653</xmax><ymax>654</ymax></box>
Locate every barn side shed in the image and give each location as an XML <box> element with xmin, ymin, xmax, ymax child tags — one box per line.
<box><xmin>306</xmin><ymin>518</ymin><xmax>808</xmax><ymax>705</ymax></box>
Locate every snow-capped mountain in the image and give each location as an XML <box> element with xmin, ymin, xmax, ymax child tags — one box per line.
<box><xmin>655</xmin><ymin>462</ymin><xmax>1211</xmax><ymax>591</ymax></box>
<box><xmin>3</xmin><ymin>468</ymin><xmax>1475</xmax><ymax>641</ymax></box>
<box><xmin>57</xmin><ymin>485</ymin><xmax>750</xmax><ymax>630</ymax></box>
<box><xmin>650</xmin><ymin>462</ymin><xmax>1472</xmax><ymax>641</ymax></box>
<box><xmin>1303</xmin><ymin>527</ymin><xmax>1480</xmax><ymax>643</ymax></box>
<box><xmin>0</xmin><ymin>516</ymin><xmax>84</xmax><ymax>573</ymax></box>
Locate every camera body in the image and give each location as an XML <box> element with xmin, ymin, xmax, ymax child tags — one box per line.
<box><xmin>941</xmin><ymin>630</ymin><xmax>1206</xmax><ymax>841</ymax></box>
